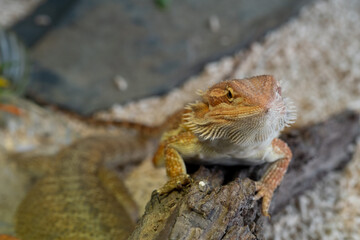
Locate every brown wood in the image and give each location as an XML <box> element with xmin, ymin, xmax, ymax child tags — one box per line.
<box><xmin>129</xmin><ymin>111</ymin><xmax>360</xmax><ymax>240</ymax></box>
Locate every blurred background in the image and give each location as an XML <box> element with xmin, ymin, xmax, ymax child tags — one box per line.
<box><xmin>1</xmin><ymin>0</ymin><xmax>312</xmax><ymax>115</ymax></box>
<box><xmin>1</xmin><ymin>0</ymin><xmax>360</xmax><ymax>239</ymax></box>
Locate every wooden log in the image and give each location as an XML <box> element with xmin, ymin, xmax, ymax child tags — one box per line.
<box><xmin>129</xmin><ymin>111</ymin><xmax>360</xmax><ymax>240</ymax></box>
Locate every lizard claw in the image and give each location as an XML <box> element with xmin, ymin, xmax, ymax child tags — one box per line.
<box><xmin>253</xmin><ymin>181</ymin><xmax>273</xmax><ymax>218</ymax></box>
<box><xmin>156</xmin><ymin>174</ymin><xmax>191</xmax><ymax>196</ymax></box>
<box><xmin>151</xmin><ymin>189</ymin><xmax>161</xmax><ymax>203</ymax></box>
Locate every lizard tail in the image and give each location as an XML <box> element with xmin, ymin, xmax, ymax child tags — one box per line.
<box><xmin>65</xmin><ymin>108</ymin><xmax>186</xmax><ymax>138</ymax></box>
<box><xmin>26</xmin><ymin>94</ymin><xmax>185</xmax><ymax>138</ymax></box>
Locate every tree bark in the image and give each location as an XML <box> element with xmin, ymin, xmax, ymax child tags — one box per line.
<box><xmin>129</xmin><ymin>111</ymin><xmax>360</xmax><ymax>240</ymax></box>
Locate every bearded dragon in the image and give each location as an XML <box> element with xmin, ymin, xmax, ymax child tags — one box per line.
<box><xmin>153</xmin><ymin>75</ymin><xmax>296</xmax><ymax>216</ymax></box>
<box><xmin>4</xmin><ymin>75</ymin><xmax>294</xmax><ymax>239</ymax></box>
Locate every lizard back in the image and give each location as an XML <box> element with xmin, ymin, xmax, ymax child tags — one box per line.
<box><xmin>15</xmin><ymin>135</ymin><xmax>153</xmax><ymax>240</ymax></box>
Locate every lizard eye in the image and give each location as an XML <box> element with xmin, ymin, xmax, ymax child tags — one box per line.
<box><xmin>226</xmin><ymin>87</ymin><xmax>234</xmax><ymax>101</ymax></box>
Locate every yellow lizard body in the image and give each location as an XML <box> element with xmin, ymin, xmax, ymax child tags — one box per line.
<box><xmin>153</xmin><ymin>75</ymin><xmax>296</xmax><ymax>216</ymax></box>
<box><xmin>13</xmin><ymin>135</ymin><xmax>155</xmax><ymax>240</ymax></box>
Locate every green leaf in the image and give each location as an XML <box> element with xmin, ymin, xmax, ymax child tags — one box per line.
<box><xmin>154</xmin><ymin>0</ymin><xmax>172</xmax><ymax>9</ymax></box>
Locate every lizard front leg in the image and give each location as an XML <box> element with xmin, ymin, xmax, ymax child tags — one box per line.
<box><xmin>153</xmin><ymin>131</ymin><xmax>200</xmax><ymax>194</ymax></box>
<box><xmin>254</xmin><ymin>138</ymin><xmax>292</xmax><ymax>217</ymax></box>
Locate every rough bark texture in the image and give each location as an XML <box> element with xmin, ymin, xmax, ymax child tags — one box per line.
<box><xmin>129</xmin><ymin>111</ymin><xmax>360</xmax><ymax>240</ymax></box>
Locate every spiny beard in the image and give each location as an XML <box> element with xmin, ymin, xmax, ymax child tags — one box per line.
<box><xmin>183</xmin><ymin>95</ymin><xmax>296</xmax><ymax>146</ymax></box>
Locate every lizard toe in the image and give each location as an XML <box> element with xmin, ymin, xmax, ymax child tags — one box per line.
<box><xmin>253</xmin><ymin>181</ymin><xmax>273</xmax><ymax>217</ymax></box>
<box><xmin>175</xmin><ymin>174</ymin><xmax>191</xmax><ymax>188</ymax></box>
<box><xmin>157</xmin><ymin>174</ymin><xmax>191</xmax><ymax>196</ymax></box>
<box><xmin>151</xmin><ymin>189</ymin><xmax>162</xmax><ymax>203</ymax></box>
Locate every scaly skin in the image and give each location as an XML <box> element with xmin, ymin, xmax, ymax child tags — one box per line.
<box><xmin>8</xmin><ymin>75</ymin><xmax>294</xmax><ymax>239</ymax></box>
<box><xmin>13</xmin><ymin>135</ymin><xmax>155</xmax><ymax>240</ymax></box>
<box><xmin>153</xmin><ymin>75</ymin><xmax>296</xmax><ymax>216</ymax></box>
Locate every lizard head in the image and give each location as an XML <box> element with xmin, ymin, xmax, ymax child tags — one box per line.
<box><xmin>183</xmin><ymin>75</ymin><xmax>296</xmax><ymax>144</ymax></box>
